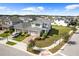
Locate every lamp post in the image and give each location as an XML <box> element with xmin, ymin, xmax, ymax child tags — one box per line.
<box><xmin>6</xmin><ymin>27</ymin><xmax>10</xmax><ymax>42</ymax></box>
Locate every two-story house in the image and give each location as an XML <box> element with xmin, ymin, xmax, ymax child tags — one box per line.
<box><xmin>14</xmin><ymin>17</ymin><xmax>51</xmax><ymax>37</ymax></box>
<box><xmin>27</xmin><ymin>17</ymin><xmax>51</xmax><ymax>37</ymax></box>
<box><xmin>0</xmin><ymin>15</ymin><xmax>22</xmax><ymax>30</ymax></box>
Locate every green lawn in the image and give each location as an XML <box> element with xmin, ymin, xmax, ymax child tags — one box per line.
<box><xmin>35</xmin><ymin>25</ymin><xmax>72</xmax><ymax>48</ymax></box>
<box><xmin>13</xmin><ymin>33</ymin><xmax>29</xmax><ymax>42</ymax></box>
<box><xmin>0</xmin><ymin>32</ymin><xmax>10</xmax><ymax>37</ymax></box>
<box><xmin>6</xmin><ymin>41</ymin><xmax>16</xmax><ymax>45</ymax></box>
<box><xmin>0</xmin><ymin>29</ymin><xmax>14</xmax><ymax>37</ymax></box>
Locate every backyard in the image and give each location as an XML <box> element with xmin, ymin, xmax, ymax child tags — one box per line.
<box><xmin>35</xmin><ymin>25</ymin><xmax>72</xmax><ymax>48</ymax></box>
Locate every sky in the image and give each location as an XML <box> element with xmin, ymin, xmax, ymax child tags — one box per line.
<box><xmin>0</xmin><ymin>3</ymin><xmax>79</xmax><ymax>16</ymax></box>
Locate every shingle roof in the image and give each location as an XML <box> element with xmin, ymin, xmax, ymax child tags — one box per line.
<box><xmin>14</xmin><ymin>22</ymin><xmax>31</xmax><ymax>31</ymax></box>
<box><xmin>32</xmin><ymin>17</ymin><xmax>51</xmax><ymax>25</ymax></box>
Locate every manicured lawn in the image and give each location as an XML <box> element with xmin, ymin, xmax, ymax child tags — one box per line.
<box><xmin>0</xmin><ymin>29</ymin><xmax>14</xmax><ymax>37</ymax></box>
<box><xmin>13</xmin><ymin>33</ymin><xmax>29</xmax><ymax>42</ymax></box>
<box><xmin>35</xmin><ymin>25</ymin><xmax>72</xmax><ymax>48</ymax></box>
<box><xmin>6</xmin><ymin>41</ymin><xmax>16</xmax><ymax>45</ymax></box>
<box><xmin>0</xmin><ymin>32</ymin><xmax>10</xmax><ymax>37</ymax></box>
<box><xmin>0</xmin><ymin>31</ymin><xmax>11</xmax><ymax>37</ymax></box>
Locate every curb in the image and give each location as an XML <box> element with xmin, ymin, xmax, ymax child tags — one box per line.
<box><xmin>0</xmin><ymin>43</ymin><xmax>37</xmax><ymax>56</ymax></box>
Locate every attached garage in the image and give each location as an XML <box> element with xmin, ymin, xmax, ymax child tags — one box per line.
<box><xmin>28</xmin><ymin>27</ymin><xmax>42</xmax><ymax>37</ymax></box>
<box><xmin>28</xmin><ymin>31</ymin><xmax>40</xmax><ymax>37</ymax></box>
<box><xmin>30</xmin><ymin>32</ymin><xmax>37</xmax><ymax>36</ymax></box>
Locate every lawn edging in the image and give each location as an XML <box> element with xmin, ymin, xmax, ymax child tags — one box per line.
<box><xmin>6</xmin><ymin>41</ymin><xmax>16</xmax><ymax>46</ymax></box>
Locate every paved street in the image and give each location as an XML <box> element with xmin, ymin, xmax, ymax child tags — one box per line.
<box><xmin>55</xmin><ymin>30</ymin><xmax>79</xmax><ymax>56</ymax></box>
<box><xmin>0</xmin><ymin>44</ymin><xmax>31</xmax><ymax>56</ymax></box>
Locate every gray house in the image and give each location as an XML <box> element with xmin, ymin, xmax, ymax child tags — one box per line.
<box><xmin>14</xmin><ymin>17</ymin><xmax>51</xmax><ymax>37</ymax></box>
<box><xmin>0</xmin><ymin>15</ymin><xmax>23</xmax><ymax>30</ymax></box>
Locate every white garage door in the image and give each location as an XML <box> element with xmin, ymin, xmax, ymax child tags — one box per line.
<box><xmin>31</xmin><ymin>32</ymin><xmax>37</xmax><ymax>36</ymax></box>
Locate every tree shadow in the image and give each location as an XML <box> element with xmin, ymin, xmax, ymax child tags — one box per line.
<box><xmin>48</xmin><ymin>28</ymin><xmax>59</xmax><ymax>36</ymax></box>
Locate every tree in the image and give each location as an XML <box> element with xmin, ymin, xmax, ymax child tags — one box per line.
<box><xmin>27</xmin><ymin>40</ymin><xmax>35</xmax><ymax>48</ymax></box>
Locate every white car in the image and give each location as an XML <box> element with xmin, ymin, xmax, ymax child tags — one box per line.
<box><xmin>12</xmin><ymin>32</ymin><xmax>21</xmax><ymax>38</ymax></box>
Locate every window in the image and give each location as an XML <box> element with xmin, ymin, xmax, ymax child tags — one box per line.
<box><xmin>35</xmin><ymin>24</ymin><xmax>40</xmax><ymax>26</ymax></box>
<box><xmin>43</xmin><ymin>23</ymin><xmax>48</xmax><ymax>28</ymax></box>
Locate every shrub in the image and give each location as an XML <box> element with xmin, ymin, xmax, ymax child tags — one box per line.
<box><xmin>42</xmin><ymin>32</ymin><xmax>48</xmax><ymax>39</ymax></box>
<box><xmin>4</xmin><ymin>31</ymin><xmax>9</xmax><ymax>33</ymax></box>
<box><xmin>28</xmin><ymin>40</ymin><xmax>35</xmax><ymax>48</ymax></box>
<box><xmin>9</xmin><ymin>28</ymin><xmax>15</xmax><ymax>33</ymax></box>
<box><xmin>35</xmin><ymin>37</ymin><xmax>41</xmax><ymax>40</ymax></box>
<box><xmin>64</xmin><ymin>34</ymin><xmax>70</xmax><ymax>43</ymax></box>
<box><xmin>26</xmin><ymin>34</ymin><xmax>30</xmax><ymax>37</ymax></box>
<box><xmin>27</xmin><ymin>47</ymin><xmax>40</xmax><ymax>54</ymax></box>
<box><xmin>71</xmin><ymin>27</ymin><xmax>77</xmax><ymax>31</ymax></box>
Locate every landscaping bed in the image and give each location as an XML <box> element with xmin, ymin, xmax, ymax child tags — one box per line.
<box><xmin>35</xmin><ymin>25</ymin><xmax>72</xmax><ymax>48</ymax></box>
<box><xmin>27</xmin><ymin>40</ymin><xmax>41</xmax><ymax>54</ymax></box>
<box><xmin>49</xmin><ymin>40</ymin><xmax>65</xmax><ymax>53</ymax></box>
<box><xmin>6</xmin><ymin>41</ymin><xmax>16</xmax><ymax>45</ymax></box>
<box><xmin>27</xmin><ymin>47</ymin><xmax>40</xmax><ymax>54</ymax></box>
<box><xmin>13</xmin><ymin>33</ymin><xmax>30</xmax><ymax>42</ymax></box>
<box><xmin>0</xmin><ymin>29</ymin><xmax>14</xmax><ymax>37</ymax></box>
<box><xmin>0</xmin><ymin>31</ymin><xmax>10</xmax><ymax>37</ymax></box>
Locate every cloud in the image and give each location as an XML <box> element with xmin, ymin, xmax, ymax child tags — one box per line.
<box><xmin>0</xmin><ymin>6</ymin><xmax>11</xmax><ymax>10</ymax></box>
<box><xmin>65</xmin><ymin>4</ymin><xmax>79</xmax><ymax>10</ymax></box>
<box><xmin>22</xmin><ymin>6</ymin><xmax>44</xmax><ymax>12</ymax></box>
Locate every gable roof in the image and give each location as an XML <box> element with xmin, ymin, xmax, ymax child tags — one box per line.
<box><xmin>14</xmin><ymin>22</ymin><xmax>31</xmax><ymax>30</ymax></box>
<box><xmin>32</xmin><ymin>17</ymin><xmax>51</xmax><ymax>25</ymax></box>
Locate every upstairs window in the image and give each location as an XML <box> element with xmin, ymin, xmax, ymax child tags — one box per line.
<box><xmin>35</xmin><ymin>24</ymin><xmax>40</xmax><ymax>26</ymax></box>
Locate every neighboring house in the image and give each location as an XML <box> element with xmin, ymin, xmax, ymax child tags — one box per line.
<box><xmin>14</xmin><ymin>22</ymin><xmax>31</xmax><ymax>32</ymax></box>
<box><xmin>19</xmin><ymin>16</ymin><xmax>33</xmax><ymax>22</ymax></box>
<box><xmin>14</xmin><ymin>17</ymin><xmax>51</xmax><ymax>37</ymax></box>
<box><xmin>51</xmin><ymin>16</ymin><xmax>77</xmax><ymax>26</ymax></box>
<box><xmin>51</xmin><ymin>17</ymin><xmax>68</xmax><ymax>26</ymax></box>
<box><xmin>0</xmin><ymin>16</ymin><xmax>11</xmax><ymax>30</ymax></box>
<box><xmin>0</xmin><ymin>15</ymin><xmax>22</xmax><ymax>30</ymax></box>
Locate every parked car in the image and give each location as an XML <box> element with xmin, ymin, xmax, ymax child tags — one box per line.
<box><xmin>12</xmin><ymin>32</ymin><xmax>21</xmax><ymax>38</ymax></box>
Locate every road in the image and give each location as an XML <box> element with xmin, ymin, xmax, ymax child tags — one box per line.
<box><xmin>55</xmin><ymin>30</ymin><xmax>79</xmax><ymax>56</ymax></box>
<box><xmin>0</xmin><ymin>44</ymin><xmax>31</xmax><ymax>56</ymax></box>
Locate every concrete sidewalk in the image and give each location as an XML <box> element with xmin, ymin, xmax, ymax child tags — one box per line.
<box><xmin>0</xmin><ymin>35</ymin><xmax>36</xmax><ymax>56</ymax></box>
<box><xmin>59</xmin><ymin>30</ymin><xmax>79</xmax><ymax>56</ymax></box>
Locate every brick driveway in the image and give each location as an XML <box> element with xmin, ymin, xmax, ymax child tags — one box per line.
<box><xmin>22</xmin><ymin>36</ymin><xmax>36</xmax><ymax>44</ymax></box>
